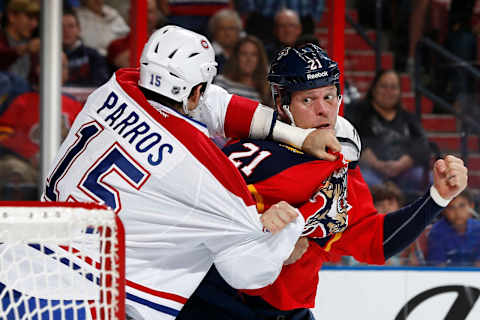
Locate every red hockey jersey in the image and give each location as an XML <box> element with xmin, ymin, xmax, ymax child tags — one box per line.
<box><xmin>223</xmin><ymin>139</ymin><xmax>386</xmax><ymax>310</ymax></box>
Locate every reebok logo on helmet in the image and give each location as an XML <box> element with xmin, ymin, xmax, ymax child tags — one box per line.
<box><xmin>306</xmin><ymin>71</ymin><xmax>328</xmax><ymax>80</ymax></box>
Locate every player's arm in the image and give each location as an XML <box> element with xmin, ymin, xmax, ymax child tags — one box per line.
<box><xmin>202</xmin><ymin>84</ymin><xmax>340</xmax><ymax>160</ymax></box>
<box><xmin>318</xmin><ymin>156</ymin><xmax>468</xmax><ymax>264</ymax></box>
<box><xmin>383</xmin><ymin>155</ymin><xmax>467</xmax><ymax>259</ymax></box>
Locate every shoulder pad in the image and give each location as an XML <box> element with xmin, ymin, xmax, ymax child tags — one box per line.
<box><xmin>335</xmin><ymin>116</ymin><xmax>361</xmax><ymax>161</ymax></box>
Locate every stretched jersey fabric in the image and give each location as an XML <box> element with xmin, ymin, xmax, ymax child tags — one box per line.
<box><xmin>221</xmin><ymin>138</ymin><xmax>385</xmax><ymax>310</ymax></box>
<box><xmin>40</xmin><ymin>68</ymin><xmax>304</xmax><ymax>319</ymax></box>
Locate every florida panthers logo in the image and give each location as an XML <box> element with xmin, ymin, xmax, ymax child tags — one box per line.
<box><xmin>303</xmin><ymin>166</ymin><xmax>351</xmax><ymax>237</ymax></box>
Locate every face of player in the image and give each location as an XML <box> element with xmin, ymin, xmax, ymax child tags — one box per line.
<box><xmin>287</xmin><ymin>85</ymin><xmax>339</xmax><ymax>130</ymax></box>
<box><xmin>372</xmin><ymin>71</ymin><xmax>401</xmax><ymax>110</ymax></box>
<box><xmin>443</xmin><ymin>195</ymin><xmax>473</xmax><ymax>233</ymax></box>
<box><xmin>238</xmin><ymin>41</ymin><xmax>259</xmax><ymax>77</ymax></box>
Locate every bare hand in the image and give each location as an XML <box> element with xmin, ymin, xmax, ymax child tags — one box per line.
<box><xmin>261</xmin><ymin>201</ymin><xmax>299</xmax><ymax>234</ymax></box>
<box><xmin>284</xmin><ymin>237</ymin><xmax>309</xmax><ymax>265</ymax></box>
<box><xmin>433</xmin><ymin>155</ymin><xmax>468</xmax><ymax>200</ymax></box>
<box><xmin>302</xmin><ymin>128</ymin><xmax>341</xmax><ymax>161</ymax></box>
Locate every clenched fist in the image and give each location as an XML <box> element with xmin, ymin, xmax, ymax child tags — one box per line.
<box><xmin>261</xmin><ymin>201</ymin><xmax>299</xmax><ymax>234</ymax></box>
<box><xmin>302</xmin><ymin>128</ymin><xmax>341</xmax><ymax>161</ymax></box>
<box><xmin>433</xmin><ymin>155</ymin><xmax>468</xmax><ymax>200</ymax></box>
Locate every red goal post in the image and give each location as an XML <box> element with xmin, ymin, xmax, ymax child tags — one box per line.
<box><xmin>0</xmin><ymin>202</ymin><xmax>125</xmax><ymax>320</ymax></box>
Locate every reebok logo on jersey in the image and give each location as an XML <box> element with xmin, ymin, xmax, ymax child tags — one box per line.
<box><xmin>306</xmin><ymin>71</ymin><xmax>328</xmax><ymax>80</ymax></box>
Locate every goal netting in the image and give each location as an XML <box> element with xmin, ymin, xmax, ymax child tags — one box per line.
<box><xmin>0</xmin><ymin>202</ymin><xmax>125</xmax><ymax>320</ymax></box>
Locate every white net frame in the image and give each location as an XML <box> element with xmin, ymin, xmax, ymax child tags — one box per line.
<box><xmin>0</xmin><ymin>203</ymin><xmax>125</xmax><ymax>320</ymax></box>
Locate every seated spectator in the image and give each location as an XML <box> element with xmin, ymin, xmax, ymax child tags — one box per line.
<box><xmin>165</xmin><ymin>0</ymin><xmax>232</xmax><ymax>36</ymax></box>
<box><xmin>0</xmin><ymin>53</ymin><xmax>82</xmax><ymax>192</ymax></box>
<box><xmin>0</xmin><ymin>71</ymin><xmax>30</xmax><ymax>115</ymax></box>
<box><xmin>63</xmin><ymin>9</ymin><xmax>110</xmax><ymax>87</ymax></box>
<box><xmin>0</xmin><ymin>0</ymin><xmax>40</xmax><ymax>81</ymax></box>
<box><xmin>265</xmin><ymin>8</ymin><xmax>302</xmax><ymax>60</ymax></box>
<box><xmin>426</xmin><ymin>189</ymin><xmax>480</xmax><ymax>267</ymax></box>
<box><xmin>208</xmin><ymin>8</ymin><xmax>242</xmax><ymax>73</ymax></box>
<box><xmin>107</xmin><ymin>0</ymin><xmax>165</xmax><ymax>70</ymax></box>
<box><xmin>214</xmin><ymin>35</ymin><xmax>272</xmax><ymax>105</ymax></box>
<box><xmin>370</xmin><ymin>181</ymin><xmax>405</xmax><ymax>265</ymax></box>
<box><xmin>75</xmin><ymin>0</ymin><xmax>130</xmax><ymax>56</ymax></box>
<box><xmin>237</xmin><ymin>0</ymin><xmax>325</xmax><ymax>46</ymax></box>
<box><xmin>370</xmin><ymin>181</ymin><xmax>404</xmax><ymax>214</ymax></box>
<box><xmin>345</xmin><ymin>69</ymin><xmax>432</xmax><ymax>195</ymax></box>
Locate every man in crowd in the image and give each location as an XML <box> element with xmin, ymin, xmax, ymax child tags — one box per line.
<box><xmin>41</xmin><ymin>26</ymin><xmax>341</xmax><ymax>319</ymax></box>
<box><xmin>177</xmin><ymin>44</ymin><xmax>468</xmax><ymax>320</ymax></box>
<box><xmin>0</xmin><ymin>0</ymin><xmax>40</xmax><ymax>81</ymax></box>
<box><xmin>62</xmin><ymin>9</ymin><xmax>110</xmax><ymax>86</ymax></box>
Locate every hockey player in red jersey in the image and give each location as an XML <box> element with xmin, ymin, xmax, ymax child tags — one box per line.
<box><xmin>176</xmin><ymin>44</ymin><xmax>468</xmax><ymax>320</ymax></box>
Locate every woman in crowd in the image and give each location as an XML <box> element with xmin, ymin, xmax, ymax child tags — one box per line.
<box><xmin>345</xmin><ymin>69</ymin><xmax>432</xmax><ymax>196</ymax></box>
<box><xmin>214</xmin><ymin>35</ymin><xmax>272</xmax><ymax>105</ymax></box>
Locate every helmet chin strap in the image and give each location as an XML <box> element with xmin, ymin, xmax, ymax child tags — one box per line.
<box><xmin>336</xmin><ymin>95</ymin><xmax>343</xmax><ymax>114</ymax></box>
<box><xmin>282</xmin><ymin>104</ymin><xmax>296</xmax><ymax>127</ymax></box>
<box><xmin>182</xmin><ymin>97</ymin><xmax>190</xmax><ymax>115</ymax></box>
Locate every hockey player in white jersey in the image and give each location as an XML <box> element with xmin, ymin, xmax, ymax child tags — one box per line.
<box><xmin>40</xmin><ymin>26</ymin><xmax>341</xmax><ymax>319</ymax></box>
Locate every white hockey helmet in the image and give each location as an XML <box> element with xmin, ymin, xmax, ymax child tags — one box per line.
<box><xmin>139</xmin><ymin>25</ymin><xmax>217</xmax><ymax>109</ymax></box>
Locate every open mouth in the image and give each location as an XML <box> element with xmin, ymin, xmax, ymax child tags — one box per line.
<box><xmin>317</xmin><ymin>124</ymin><xmax>330</xmax><ymax>129</ymax></box>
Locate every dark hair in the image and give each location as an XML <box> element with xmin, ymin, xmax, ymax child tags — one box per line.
<box><xmin>140</xmin><ymin>83</ymin><xmax>207</xmax><ymax>111</ymax></box>
<box><xmin>63</xmin><ymin>8</ymin><xmax>80</xmax><ymax>25</ymax></box>
<box><xmin>370</xmin><ymin>181</ymin><xmax>405</xmax><ymax>207</ymax></box>
<box><xmin>223</xmin><ymin>35</ymin><xmax>272</xmax><ymax>105</ymax></box>
<box><xmin>455</xmin><ymin>189</ymin><xmax>474</xmax><ymax>204</ymax></box>
<box><xmin>365</xmin><ymin>69</ymin><xmax>402</xmax><ymax>109</ymax></box>
<box><xmin>294</xmin><ymin>34</ymin><xmax>320</xmax><ymax>48</ymax></box>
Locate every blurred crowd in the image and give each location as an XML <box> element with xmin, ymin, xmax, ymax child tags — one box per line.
<box><xmin>0</xmin><ymin>0</ymin><xmax>478</xmax><ymax>268</ymax></box>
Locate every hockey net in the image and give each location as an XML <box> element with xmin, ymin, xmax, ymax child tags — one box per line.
<box><xmin>0</xmin><ymin>202</ymin><xmax>125</xmax><ymax>319</ymax></box>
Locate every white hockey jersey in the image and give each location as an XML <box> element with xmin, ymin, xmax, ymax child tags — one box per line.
<box><xmin>42</xmin><ymin>69</ymin><xmax>304</xmax><ymax>319</ymax></box>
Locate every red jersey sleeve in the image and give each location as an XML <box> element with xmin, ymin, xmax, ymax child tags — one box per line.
<box><xmin>223</xmin><ymin>94</ymin><xmax>259</xmax><ymax>139</ymax></box>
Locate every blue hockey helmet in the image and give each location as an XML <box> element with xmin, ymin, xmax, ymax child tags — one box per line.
<box><xmin>268</xmin><ymin>43</ymin><xmax>341</xmax><ymax>102</ymax></box>
<box><xmin>267</xmin><ymin>43</ymin><xmax>341</xmax><ymax>126</ymax></box>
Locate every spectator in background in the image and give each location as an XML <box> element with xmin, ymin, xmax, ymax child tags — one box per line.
<box><xmin>0</xmin><ymin>53</ymin><xmax>82</xmax><ymax>191</ymax></box>
<box><xmin>214</xmin><ymin>36</ymin><xmax>272</xmax><ymax>105</ymax></box>
<box><xmin>0</xmin><ymin>71</ymin><xmax>30</xmax><ymax>115</ymax></box>
<box><xmin>237</xmin><ymin>0</ymin><xmax>325</xmax><ymax>46</ymax></box>
<box><xmin>107</xmin><ymin>0</ymin><xmax>165</xmax><ymax>70</ymax></box>
<box><xmin>345</xmin><ymin>70</ymin><xmax>432</xmax><ymax>195</ymax></box>
<box><xmin>0</xmin><ymin>0</ymin><xmax>40</xmax><ymax>81</ymax></box>
<box><xmin>427</xmin><ymin>189</ymin><xmax>480</xmax><ymax>267</ymax></box>
<box><xmin>75</xmin><ymin>0</ymin><xmax>129</xmax><ymax>56</ymax></box>
<box><xmin>443</xmin><ymin>0</ymin><xmax>478</xmax><ymax>114</ymax></box>
<box><xmin>208</xmin><ymin>8</ymin><xmax>242</xmax><ymax>74</ymax></box>
<box><xmin>63</xmin><ymin>9</ymin><xmax>110</xmax><ymax>87</ymax></box>
<box><xmin>164</xmin><ymin>0</ymin><xmax>233</xmax><ymax>36</ymax></box>
<box><xmin>370</xmin><ymin>181</ymin><xmax>405</xmax><ymax>214</ymax></box>
<box><xmin>265</xmin><ymin>9</ymin><xmax>302</xmax><ymax>60</ymax></box>
<box><xmin>369</xmin><ymin>181</ymin><xmax>405</xmax><ymax>265</ymax></box>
